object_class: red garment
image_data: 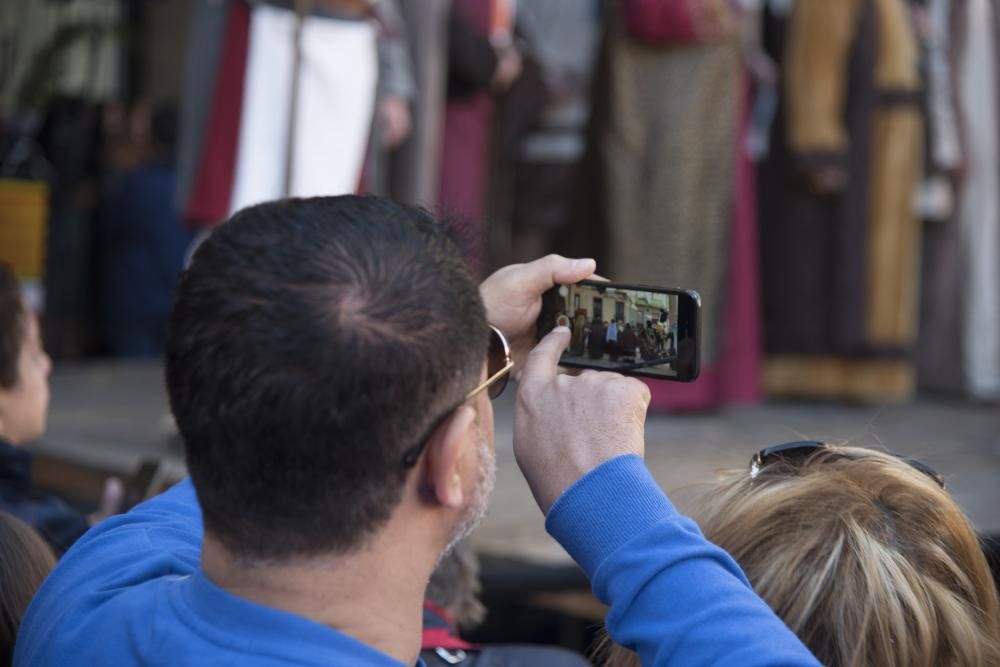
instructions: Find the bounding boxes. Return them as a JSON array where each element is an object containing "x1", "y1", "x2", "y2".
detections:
[
  {"x1": 185, "y1": 1, "x2": 250, "y2": 227},
  {"x1": 438, "y1": 0, "x2": 496, "y2": 276},
  {"x1": 439, "y1": 94, "x2": 493, "y2": 273},
  {"x1": 420, "y1": 601, "x2": 479, "y2": 651},
  {"x1": 645, "y1": 78, "x2": 762, "y2": 410},
  {"x1": 622, "y1": 0, "x2": 732, "y2": 44}
]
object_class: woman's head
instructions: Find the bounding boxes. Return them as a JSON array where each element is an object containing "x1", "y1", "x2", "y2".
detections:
[
  {"x1": 0, "y1": 263, "x2": 50, "y2": 445},
  {"x1": 691, "y1": 445, "x2": 1000, "y2": 666},
  {"x1": 0, "y1": 511, "x2": 55, "y2": 663}
]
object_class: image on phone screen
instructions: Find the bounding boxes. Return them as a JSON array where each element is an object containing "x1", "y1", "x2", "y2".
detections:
[{"x1": 537, "y1": 280, "x2": 700, "y2": 382}]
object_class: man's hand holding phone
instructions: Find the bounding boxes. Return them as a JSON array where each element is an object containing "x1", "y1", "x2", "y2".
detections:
[
  {"x1": 513, "y1": 327, "x2": 651, "y2": 514},
  {"x1": 480, "y1": 255, "x2": 597, "y2": 380}
]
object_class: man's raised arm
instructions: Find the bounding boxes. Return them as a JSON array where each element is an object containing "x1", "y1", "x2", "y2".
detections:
[{"x1": 513, "y1": 329, "x2": 820, "y2": 667}]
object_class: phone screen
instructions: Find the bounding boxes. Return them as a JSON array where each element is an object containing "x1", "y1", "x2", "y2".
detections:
[{"x1": 537, "y1": 280, "x2": 700, "y2": 382}]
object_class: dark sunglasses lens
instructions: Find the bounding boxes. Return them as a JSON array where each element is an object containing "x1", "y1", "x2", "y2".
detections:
[
  {"x1": 898, "y1": 456, "x2": 946, "y2": 488},
  {"x1": 487, "y1": 330, "x2": 509, "y2": 400},
  {"x1": 760, "y1": 441, "x2": 827, "y2": 466},
  {"x1": 488, "y1": 329, "x2": 505, "y2": 377},
  {"x1": 488, "y1": 373, "x2": 508, "y2": 400}
]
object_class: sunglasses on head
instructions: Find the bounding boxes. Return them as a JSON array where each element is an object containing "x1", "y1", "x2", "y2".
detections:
[
  {"x1": 749, "y1": 440, "x2": 945, "y2": 489},
  {"x1": 400, "y1": 325, "x2": 514, "y2": 468}
]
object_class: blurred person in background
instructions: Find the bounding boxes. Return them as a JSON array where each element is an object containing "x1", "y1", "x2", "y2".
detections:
[
  {"x1": 439, "y1": 0, "x2": 523, "y2": 276},
  {"x1": 485, "y1": 1, "x2": 602, "y2": 270},
  {"x1": 574, "y1": 0, "x2": 763, "y2": 412},
  {"x1": 588, "y1": 315, "x2": 606, "y2": 359},
  {"x1": 0, "y1": 511, "x2": 54, "y2": 667},
  {"x1": 363, "y1": 0, "x2": 418, "y2": 195},
  {"x1": 96, "y1": 101, "x2": 192, "y2": 357},
  {"x1": 0, "y1": 263, "x2": 121, "y2": 554},
  {"x1": 603, "y1": 444, "x2": 1000, "y2": 666},
  {"x1": 914, "y1": 0, "x2": 966, "y2": 396},
  {"x1": 950, "y1": 0, "x2": 1000, "y2": 402},
  {"x1": 758, "y1": 0, "x2": 924, "y2": 403},
  {"x1": 176, "y1": 0, "x2": 415, "y2": 228},
  {"x1": 387, "y1": 0, "x2": 451, "y2": 208}
]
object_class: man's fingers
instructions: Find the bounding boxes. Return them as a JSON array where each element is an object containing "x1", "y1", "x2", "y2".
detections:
[
  {"x1": 521, "y1": 254, "x2": 596, "y2": 293},
  {"x1": 628, "y1": 377, "x2": 653, "y2": 408},
  {"x1": 520, "y1": 326, "x2": 570, "y2": 385},
  {"x1": 550, "y1": 256, "x2": 597, "y2": 287}
]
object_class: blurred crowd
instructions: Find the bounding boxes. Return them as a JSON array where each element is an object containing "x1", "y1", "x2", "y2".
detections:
[{"x1": 1, "y1": 0, "x2": 999, "y2": 409}]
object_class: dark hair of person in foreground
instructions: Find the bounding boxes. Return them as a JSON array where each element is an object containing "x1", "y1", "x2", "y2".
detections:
[
  {"x1": 604, "y1": 446, "x2": 1000, "y2": 667},
  {"x1": 166, "y1": 195, "x2": 488, "y2": 561},
  {"x1": 0, "y1": 511, "x2": 54, "y2": 666}
]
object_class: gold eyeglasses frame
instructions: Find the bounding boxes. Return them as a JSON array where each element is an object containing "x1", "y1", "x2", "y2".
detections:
[
  {"x1": 400, "y1": 324, "x2": 514, "y2": 468},
  {"x1": 464, "y1": 324, "x2": 515, "y2": 401}
]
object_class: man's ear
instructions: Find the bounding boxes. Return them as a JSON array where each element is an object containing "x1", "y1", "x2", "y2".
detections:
[{"x1": 422, "y1": 405, "x2": 478, "y2": 510}]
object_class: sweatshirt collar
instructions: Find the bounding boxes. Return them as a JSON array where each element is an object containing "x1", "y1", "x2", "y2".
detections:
[{"x1": 176, "y1": 568, "x2": 423, "y2": 667}]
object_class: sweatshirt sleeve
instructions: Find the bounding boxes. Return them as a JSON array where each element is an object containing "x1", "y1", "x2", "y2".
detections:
[
  {"x1": 546, "y1": 455, "x2": 820, "y2": 667},
  {"x1": 15, "y1": 479, "x2": 204, "y2": 665}
]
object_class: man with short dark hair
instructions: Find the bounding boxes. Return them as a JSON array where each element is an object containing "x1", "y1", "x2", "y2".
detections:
[{"x1": 16, "y1": 196, "x2": 818, "y2": 666}]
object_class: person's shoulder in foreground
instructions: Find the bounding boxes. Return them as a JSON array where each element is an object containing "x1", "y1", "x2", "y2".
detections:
[{"x1": 15, "y1": 478, "x2": 412, "y2": 666}]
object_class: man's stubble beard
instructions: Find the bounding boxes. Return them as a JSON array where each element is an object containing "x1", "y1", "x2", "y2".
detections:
[{"x1": 442, "y1": 428, "x2": 496, "y2": 557}]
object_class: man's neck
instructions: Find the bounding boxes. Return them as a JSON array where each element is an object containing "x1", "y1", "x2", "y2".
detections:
[{"x1": 202, "y1": 527, "x2": 438, "y2": 666}]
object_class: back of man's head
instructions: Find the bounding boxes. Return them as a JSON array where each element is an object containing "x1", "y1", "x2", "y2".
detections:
[{"x1": 166, "y1": 196, "x2": 488, "y2": 561}]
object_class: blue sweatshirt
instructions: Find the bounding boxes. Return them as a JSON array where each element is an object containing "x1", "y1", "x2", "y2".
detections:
[
  {"x1": 14, "y1": 480, "x2": 416, "y2": 667},
  {"x1": 16, "y1": 457, "x2": 818, "y2": 666},
  {"x1": 546, "y1": 455, "x2": 819, "y2": 667}
]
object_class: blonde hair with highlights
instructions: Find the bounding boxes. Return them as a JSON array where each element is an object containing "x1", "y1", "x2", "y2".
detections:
[{"x1": 604, "y1": 446, "x2": 1000, "y2": 667}]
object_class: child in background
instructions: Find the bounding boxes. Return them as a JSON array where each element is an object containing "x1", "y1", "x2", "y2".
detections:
[{"x1": 0, "y1": 263, "x2": 121, "y2": 554}]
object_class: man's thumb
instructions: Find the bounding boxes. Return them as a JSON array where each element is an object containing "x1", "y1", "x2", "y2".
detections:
[{"x1": 520, "y1": 327, "x2": 570, "y2": 385}]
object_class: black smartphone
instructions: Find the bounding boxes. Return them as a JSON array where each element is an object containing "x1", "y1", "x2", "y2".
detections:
[{"x1": 537, "y1": 280, "x2": 701, "y2": 382}]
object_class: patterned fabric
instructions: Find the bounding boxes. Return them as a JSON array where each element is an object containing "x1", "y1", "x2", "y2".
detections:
[
  {"x1": 600, "y1": 3, "x2": 741, "y2": 363},
  {"x1": 644, "y1": 79, "x2": 763, "y2": 410}
]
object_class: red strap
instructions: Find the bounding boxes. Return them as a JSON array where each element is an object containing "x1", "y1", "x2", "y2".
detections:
[
  {"x1": 421, "y1": 601, "x2": 480, "y2": 651},
  {"x1": 421, "y1": 628, "x2": 478, "y2": 651}
]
